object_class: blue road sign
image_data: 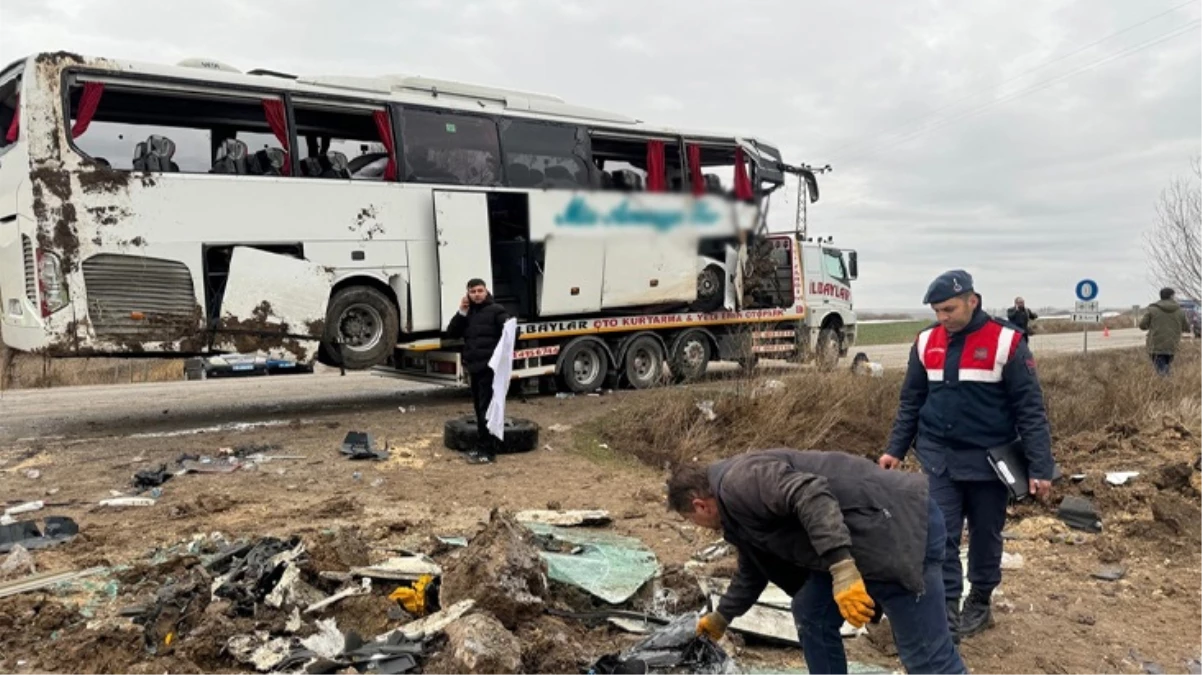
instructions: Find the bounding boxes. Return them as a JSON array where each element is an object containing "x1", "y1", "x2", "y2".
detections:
[{"x1": 1075, "y1": 279, "x2": 1098, "y2": 302}]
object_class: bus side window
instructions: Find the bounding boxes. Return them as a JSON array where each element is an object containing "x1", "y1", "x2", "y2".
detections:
[
  {"x1": 399, "y1": 108, "x2": 501, "y2": 187},
  {"x1": 590, "y1": 136, "x2": 680, "y2": 193},
  {"x1": 66, "y1": 81, "x2": 283, "y2": 175},
  {"x1": 0, "y1": 75, "x2": 19, "y2": 155},
  {"x1": 498, "y1": 118, "x2": 592, "y2": 190},
  {"x1": 292, "y1": 104, "x2": 396, "y2": 181}
]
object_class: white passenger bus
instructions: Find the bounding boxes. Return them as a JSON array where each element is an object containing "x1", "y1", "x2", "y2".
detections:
[{"x1": 0, "y1": 51, "x2": 857, "y2": 391}]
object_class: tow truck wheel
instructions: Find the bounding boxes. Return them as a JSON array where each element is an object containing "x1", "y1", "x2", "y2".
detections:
[
  {"x1": 557, "y1": 339, "x2": 608, "y2": 393},
  {"x1": 623, "y1": 336, "x2": 666, "y2": 389},
  {"x1": 816, "y1": 327, "x2": 841, "y2": 372},
  {"x1": 319, "y1": 286, "x2": 399, "y2": 370},
  {"x1": 670, "y1": 330, "x2": 711, "y2": 383}
]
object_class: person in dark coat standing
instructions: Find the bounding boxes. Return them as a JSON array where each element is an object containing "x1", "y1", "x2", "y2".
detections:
[
  {"x1": 879, "y1": 270, "x2": 1054, "y2": 642},
  {"x1": 445, "y1": 278, "x2": 512, "y2": 464},
  {"x1": 668, "y1": 449, "x2": 966, "y2": 675},
  {"x1": 1138, "y1": 287, "x2": 1191, "y2": 376},
  {"x1": 1006, "y1": 296, "x2": 1038, "y2": 341}
]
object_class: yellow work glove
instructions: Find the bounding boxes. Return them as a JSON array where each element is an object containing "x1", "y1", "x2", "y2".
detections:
[
  {"x1": 696, "y1": 611, "x2": 729, "y2": 641},
  {"x1": 830, "y1": 559, "x2": 875, "y2": 628}
]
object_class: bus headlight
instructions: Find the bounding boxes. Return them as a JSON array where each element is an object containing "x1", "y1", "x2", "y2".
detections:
[{"x1": 37, "y1": 251, "x2": 69, "y2": 317}]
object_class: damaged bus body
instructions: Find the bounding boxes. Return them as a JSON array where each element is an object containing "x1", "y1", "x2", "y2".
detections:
[{"x1": 0, "y1": 51, "x2": 858, "y2": 391}]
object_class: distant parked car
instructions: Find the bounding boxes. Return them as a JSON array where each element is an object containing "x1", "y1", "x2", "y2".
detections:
[
  {"x1": 1180, "y1": 299, "x2": 1201, "y2": 338},
  {"x1": 184, "y1": 354, "x2": 312, "y2": 380}
]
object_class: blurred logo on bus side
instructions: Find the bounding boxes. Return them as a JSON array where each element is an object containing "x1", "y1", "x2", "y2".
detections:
[{"x1": 554, "y1": 196, "x2": 721, "y2": 233}]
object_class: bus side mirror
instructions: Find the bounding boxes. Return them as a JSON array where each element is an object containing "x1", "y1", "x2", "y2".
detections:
[{"x1": 847, "y1": 250, "x2": 858, "y2": 280}]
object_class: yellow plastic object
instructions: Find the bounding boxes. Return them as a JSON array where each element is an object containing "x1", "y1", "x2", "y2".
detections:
[{"x1": 388, "y1": 574, "x2": 435, "y2": 617}]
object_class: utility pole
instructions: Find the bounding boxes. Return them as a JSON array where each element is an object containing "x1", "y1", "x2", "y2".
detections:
[{"x1": 793, "y1": 164, "x2": 832, "y2": 239}]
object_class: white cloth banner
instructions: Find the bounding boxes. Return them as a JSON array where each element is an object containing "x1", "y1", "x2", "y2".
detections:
[{"x1": 486, "y1": 318, "x2": 518, "y2": 440}]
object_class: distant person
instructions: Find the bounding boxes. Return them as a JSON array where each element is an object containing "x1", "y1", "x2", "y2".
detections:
[
  {"x1": 879, "y1": 270, "x2": 1054, "y2": 643},
  {"x1": 1006, "y1": 297, "x2": 1037, "y2": 341},
  {"x1": 446, "y1": 278, "x2": 512, "y2": 464},
  {"x1": 1138, "y1": 287, "x2": 1191, "y2": 376}
]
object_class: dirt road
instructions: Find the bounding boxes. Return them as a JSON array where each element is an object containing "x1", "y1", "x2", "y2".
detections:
[{"x1": 860, "y1": 327, "x2": 1148, "y2": 367}]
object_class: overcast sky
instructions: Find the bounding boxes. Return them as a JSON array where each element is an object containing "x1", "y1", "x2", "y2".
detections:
[{"x1": 3, "y1": 0, "x2": 1199, "y2": 310}]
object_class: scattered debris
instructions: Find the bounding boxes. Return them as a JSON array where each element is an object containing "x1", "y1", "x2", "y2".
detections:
[
  {"x1": 1057, "y1": 496, "x2": 1103, "y2": 533},
  {"x1": 341, "y1": 431, "x2": 389, "y2": 461},
  {"x1": 350, "y1": 555, "x2": 442, "y2": 581},
  {"x1": 0, "y1": 515, "x2": 79, "y2": 553},
  {"x1": 1105, "y1": 471, "x2": 1140, "y2": 486},
  {"x1": 23, "y1": 469, "x2": 41, "y2": 480},
  {"x1": 440, "y1": 511, "x2": 549, "y2": 631},
  {"x1": 0, "y1": 566, "x2": 105, "y2": 599},
  {"x1": 696, "y1": 400, "x2": 717, "y2": 421},
  {"x1": 592, "y1": 612, "x2": 732, "y2": 674},
  {"x1": 436, "y1": 535, "x2": 469, "y2": 548},
  {"x1": 1001, "y1": 552, "x2": 1025, "y2": 570},
  {"x1": 1091, "y1": 565, "x2": 1128, "y2": 582},
  {"x1": 132, "y1": 464, "x2": 173, "y2": 492},
  {"x1": 442, "y1": 611, "x2": 522, "y2": 674},
  {"x1": 1, "y1": 501, "x2": 45, "y2": 524},
  {"x1": 306, "y1": 578, "x2": 372, "y2": 614},
  {"x1": 547, "y1": 424, "x2": 572, "y2": 433},
  {"x1": 526, "y1": 521, "x2": 659, "y2": 605},
  {"x1": 388, "y1": 574, "x2": 439, "y2": 618},
  {"x1": 98, "y1": 496, "x2": 156, "y2": 507},
  {"x1": 692, "y1": 541, "x2": 732, "y2": 563},
  {"x1": 516, "y1": 509, "x2": 612, "y2": 527},
  {"x1": 387, "y1": 599, "x2": 476, "y2": 641},
  {"x1": 0, "y1": 544, "x2": 36, "y2": 579}
]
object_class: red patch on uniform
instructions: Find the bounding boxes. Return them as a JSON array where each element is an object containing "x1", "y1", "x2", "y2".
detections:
[
  {"x1": 1025, "y1": 358, "x2": 1037, "y2": 374},
  {"x1": 974, "y1": 347, "x2": 989, "y2": 360}
]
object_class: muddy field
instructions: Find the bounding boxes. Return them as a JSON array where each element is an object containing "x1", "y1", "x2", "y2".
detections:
[{"x1": 1, "y1": 349, "x2": 1200, "y2": 674}]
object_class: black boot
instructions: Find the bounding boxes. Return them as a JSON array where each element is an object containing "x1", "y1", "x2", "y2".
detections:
[
  {"x1": 959, "y1": 588, "x2": 994, "y2": 637},
  {"x1": 946, "y1": 599, "x2": 962, "y2": 644}
]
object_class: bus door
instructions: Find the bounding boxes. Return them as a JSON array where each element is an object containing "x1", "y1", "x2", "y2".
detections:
[{"x1": 432, "y1": 190, "x2": 494, "y2": 327}]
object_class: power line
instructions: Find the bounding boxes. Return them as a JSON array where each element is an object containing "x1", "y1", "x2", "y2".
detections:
[
  {"x1": 827, "y1": 0, "x2": 1201, "y2": 158},
  {"x1": 841, "y1": 20, "x2": 1200, "y2": 164}
]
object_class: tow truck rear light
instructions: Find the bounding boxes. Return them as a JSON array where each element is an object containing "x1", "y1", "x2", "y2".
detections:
[
  {"x1": 37, "y1": 250, "x2": 69, "y2": 317},
  {"x1": 431, "y1": 360, "x2": 457, "y2": 375}
]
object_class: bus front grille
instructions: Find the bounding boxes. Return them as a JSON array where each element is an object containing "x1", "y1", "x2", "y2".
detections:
[
  {"x1": 81, "y1": 254, "x2": 200, "y2": 342},
  {"x1": 22, "y1": 235, "x2": 36, "y2": 304}
]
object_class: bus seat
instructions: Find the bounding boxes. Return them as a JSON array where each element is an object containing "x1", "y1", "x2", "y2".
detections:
[
  {"x1": 325, "y1": 151, "x2": 351, "y2": 179},
  {"x1": 300, "y1": 156, "x2": 322, "y2": 177},
  {"x1": 613, "y1": 169, "x2": 643, "y2": 191},
  {"x1": 249, "y1": 148, "x2": 286, "y2": 176},
  {"x1": 212, "y1": 139, "x2": 249, "y2": 174},
  {"x1": 136, "y1": 135, "x2": 179, "y2": 172},
  {"x1": 704, "y1": 173, "x2": 723, "y2": 194}
]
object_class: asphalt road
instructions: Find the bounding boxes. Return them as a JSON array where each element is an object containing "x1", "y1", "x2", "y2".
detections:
[{"x1": 0, "y1": 328, "x2": 1153, "y2": 443}]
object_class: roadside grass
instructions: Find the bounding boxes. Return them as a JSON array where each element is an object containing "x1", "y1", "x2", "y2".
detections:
[
  {"x1": 854, "y1": 320, "x2": 928, "y2": 346},
  {"x1": 594, "y1": 347, "x2": 1201, "y2": 471},
  {"x1": 0, "y1": 346, "x2": 184, "y2": 390}
]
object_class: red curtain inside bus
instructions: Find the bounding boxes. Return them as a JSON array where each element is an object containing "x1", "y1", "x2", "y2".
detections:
[
  {"x1": 70, "y1": 82, "x2": 105, "y2": 138},
  {"x1": 372, "y1": 109, "x2": 397, "y2": 182},
  {"x1": 5, "y1": 96, "x2": 17, "y2": 143},
  {"x1": 687, "y1": 144, "x2": 704, "y2": 196},
  {"x1": 645, "y1": 140, "x2": 666, "y2": 192},
  {"x1": 734, "y1": 147, "x2": 753, "y2": 200},
  {"x1": 261, "y1": 99, "x2": 291, "y2": 176}
]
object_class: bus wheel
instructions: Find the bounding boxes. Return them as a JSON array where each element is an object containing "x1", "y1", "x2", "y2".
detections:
[
  {"x1": 557, "y1": 339, "x2": 608, "y2": 393},
  {"x1": 623, "y1": 336, "x2": 666, "y2": 389},
  {"x1": 816, "y1": 327, "x2": 840, "y2": 372},
  {"x1": 670, "y1": 330, "x2": 711, "y2": 383},
  {"x1": 692, "y1": 264, "x2": 725, "y2": 313},
  {"x1": 321, "y1": 286, "x2": 399, "y2": 370}
]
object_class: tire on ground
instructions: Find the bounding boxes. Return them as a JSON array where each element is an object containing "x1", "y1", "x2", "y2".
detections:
[
  {"x1": 319, "y1": 285, "x2": 400, "y2": 370},
  {"x1": 815, "y1": 327, "x2": 840, "y2": 372},
  {"x1": 443, "y1": 416, "x2": 540, "y2": 454}
]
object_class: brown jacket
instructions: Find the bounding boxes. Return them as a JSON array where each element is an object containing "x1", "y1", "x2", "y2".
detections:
[{"x1": 708, "y1": 449, "x2": 930, "y2": 621}]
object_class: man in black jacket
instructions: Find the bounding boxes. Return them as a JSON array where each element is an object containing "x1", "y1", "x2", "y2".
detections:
[
  {"x1": 668, "y1": 450, "x2": 966, "y2": 675},
  {"x1": 445, "y1": 278, "x2": 512, "y2": 464},
  {"x1": 1006, "y1": 297, "x2": 1038, "y2": 341}
]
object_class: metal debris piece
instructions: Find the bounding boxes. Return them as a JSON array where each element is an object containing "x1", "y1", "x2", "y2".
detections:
[{"x1": 515, "y1": 509, "x2": 612, "y2": 527}]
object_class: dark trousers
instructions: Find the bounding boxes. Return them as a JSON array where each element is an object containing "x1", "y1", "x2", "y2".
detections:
[
  {"x1": 928, "y1": 473, "x2": 1009, "y2": 603},
  {"x1": 791, "y1": 498, "x2": 966, "y2": 674},
  {"x1": 468, "y1": 368, "x2": 495, "y2": 451},
  {"x1": 1152, "y1": 353, "x2": 1174, "y2": 376}
]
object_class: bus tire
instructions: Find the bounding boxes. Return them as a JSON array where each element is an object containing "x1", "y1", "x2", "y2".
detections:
[
  {"x1": 623, "y1": 335, "x2": 666, "y2": 389},
  {"x1": 670, "y1": 329, "x2": 711, "y2": 383},
  {"x1": 816, "y1": 327, "x2": 840, "y2": 371},
  {"x1": 443, "y1": 416, "x2": 540, "y2": 454},
  {"x1": 557, "y1": 339, "x2": 609, "y2": 393},
  {"x1": 692, "y1": 264, "x2": 726, "y2": 313},
  {"x1": 320, "y1": 285, "x2": 399, "y2": 370}
]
